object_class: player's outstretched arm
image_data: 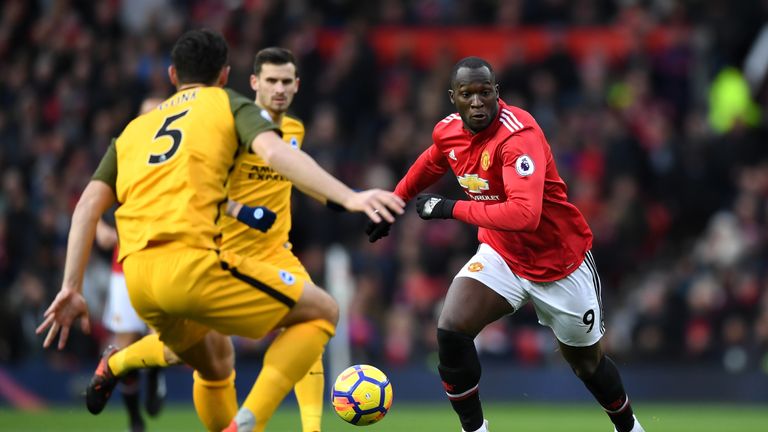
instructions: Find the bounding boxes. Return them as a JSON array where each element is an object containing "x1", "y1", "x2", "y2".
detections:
[
  {"x1": 250, "y1": 131, "x2": 405, "y2": 223},
  {"x1": 366, "y1": 143, "x2": 449, "y2": 242},
  {"x1": 36, "y1": 180, "x2": 116, "y2": 350},
  {"x1": 225, "y1": 199, "x2": 277, "y2": 233}
]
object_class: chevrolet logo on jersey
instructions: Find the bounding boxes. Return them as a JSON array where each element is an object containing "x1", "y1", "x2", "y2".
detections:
[{"x1": 457, "y1": 174, "x2": 489, "y2": 193}]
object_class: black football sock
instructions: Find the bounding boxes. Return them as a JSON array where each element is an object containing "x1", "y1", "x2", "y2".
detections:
[
  {"x1": 145, "y1": 367, "x2": 166, "y2": 417},
  {"x1": 580, "y1": 355, "x2": 635, "y2": 432},
  {"x1": 121, "y1": 371, "x2": 145, "y2": 432},
  {"x1": 437, "y1": 328, "x2": 484, "y2": 432}
]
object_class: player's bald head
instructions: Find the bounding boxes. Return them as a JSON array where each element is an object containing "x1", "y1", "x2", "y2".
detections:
[{"x1": 450, "y1": 57, "x2": 496, "y2": 89}]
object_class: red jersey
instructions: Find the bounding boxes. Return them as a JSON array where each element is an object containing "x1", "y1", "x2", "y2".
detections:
[{"x1": 394, "y1": 99, "x2": 592, "y2": 282}]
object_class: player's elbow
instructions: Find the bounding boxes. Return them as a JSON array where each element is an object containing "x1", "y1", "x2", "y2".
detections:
[
  {"x1": 520, "y1": 207, "x2": 542, "y2": 231},
  {"x1": 507, "y1": 206, "x2": 541, "y2": 232},
  {"x1": 73, "y1": 181, "x2": 116, "y2": 223},
  {"x1": 73, "y1": 196, "x2": 102, "y2": 226},
  {"x1": 251, "y1": 131, "x2": 282, "y2": 165},
  {"x1": 494, "y1": 202, "x2": 541, "y2": 231}
]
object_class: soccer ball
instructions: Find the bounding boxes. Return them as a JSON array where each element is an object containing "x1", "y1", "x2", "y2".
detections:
[{"x1": 331, "y1": 364, "x2": 393, "y2": 426}]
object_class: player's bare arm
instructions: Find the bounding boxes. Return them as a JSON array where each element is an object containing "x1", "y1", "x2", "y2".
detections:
[
  {"x1": 292, "y1": 184, "x2": 329, "y2": 206},
  {"x1": 36, "y1": 180, "x2": 117, "y2": 349},
  {"x1": 250, "y1": 130, "x2": 405, "y2": 223}
]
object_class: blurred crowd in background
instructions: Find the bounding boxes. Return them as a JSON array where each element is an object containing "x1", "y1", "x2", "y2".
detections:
[{"x1": 2, "y1": 0, "x2": 768, "y2": 378}]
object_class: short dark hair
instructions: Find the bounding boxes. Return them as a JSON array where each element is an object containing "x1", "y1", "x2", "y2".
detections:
[
  {"x1": 253, "y1": 47, "x2": 298, "y2": 76},
  {"x1": 450, "y1": 56, "x2": 495, "y2": 88},
  {"x1": 171, "y1": 29, "x2": 229, "y2": 85}
]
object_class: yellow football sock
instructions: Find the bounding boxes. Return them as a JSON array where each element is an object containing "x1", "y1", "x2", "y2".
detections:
[
  {"x1": 294, "y1": 354, "x2": 325, "y2": 432},
  {"x1": 108, "y1": 333, "x2": 169, "y2": 376},
  {"x1": 193, "y1": 370, "x2": 237, "y2": 431},
  {"x1": 243, "y1": 319, "x2": 334, "y2": 432}
]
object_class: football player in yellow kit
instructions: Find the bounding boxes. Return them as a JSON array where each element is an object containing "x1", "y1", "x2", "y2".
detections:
[
  {"x1": 87, "y1": 47, "x2": 329, "y2": 432},
  {"x1": 36, "y1": 30, "x2": 404, "y2": 432}
]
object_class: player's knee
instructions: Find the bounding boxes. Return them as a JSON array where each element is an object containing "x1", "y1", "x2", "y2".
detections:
[
  {"x1": 437, "y1": 328, "x2": 475, "y2": 361},
  {"x1": 195, "y1": 332, "x2": 234, "y2": 380},
  {"x1": 437, "y1": 315, "x2": 474, "y2": 335},
  {"x1": 312, "y1": 285, "x2": 339, "y2": 326},
  {"x1": 163, "y1": 345, "x2": 182, "y2": 365}
]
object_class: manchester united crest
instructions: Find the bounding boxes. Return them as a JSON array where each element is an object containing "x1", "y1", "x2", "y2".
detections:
[
  {"x1": 468, "y1": 262, "x2": 484, "y2": 272},
  {"x1": 481, "y1": 150, "x2": 490, "y2": 171}
]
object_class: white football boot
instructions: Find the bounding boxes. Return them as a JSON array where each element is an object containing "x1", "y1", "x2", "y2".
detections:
[
  {"x1": 462, "y1": 419, "x2": 490, "y2": 432},
  {"x1": 614, "y1": 415, "x2": 644, "y2": 432}
]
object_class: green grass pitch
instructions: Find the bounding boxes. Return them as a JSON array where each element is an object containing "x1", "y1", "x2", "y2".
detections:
[{"x1": 1, "y1": 402, "x2": 766, "y2": 431}]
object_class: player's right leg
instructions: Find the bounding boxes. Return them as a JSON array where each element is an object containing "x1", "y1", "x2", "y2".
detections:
[
  {"x1": 264, "y1": 249, "x2": 326, "y2": 432},
  {"x1": 171, "y1": 330, "x2": 238, "y2": 432},
  {"x1": 439, "y1": 245, "x2": 520, "y2": 432},
  {"x1": 223, "y1": 254, "x2": 338, "y2": 432}
]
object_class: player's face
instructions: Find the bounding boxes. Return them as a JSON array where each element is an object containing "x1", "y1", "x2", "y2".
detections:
[
  {"x1": 251, "y1": 63, "x2": 299, "y2": 114},
  {"x1": 449, "y1": 66, "x2": 499, "y2": 133}
]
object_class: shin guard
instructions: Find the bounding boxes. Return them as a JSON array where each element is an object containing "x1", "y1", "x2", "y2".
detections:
[
  {"x1": 580, "y1": 355, "x2": 635, "y2": 432},
  {"x1": 437, "y1": 328, "x2": 484, "y2": 432}
]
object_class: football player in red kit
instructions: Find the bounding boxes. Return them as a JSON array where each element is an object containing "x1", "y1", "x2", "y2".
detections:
[{"x1": 367, "y1": 57, "x2": 644, "y2": 432}]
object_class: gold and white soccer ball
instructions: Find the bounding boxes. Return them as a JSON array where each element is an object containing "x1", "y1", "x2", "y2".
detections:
[{"x1": 331, "y1": 364, "x2": 394, "y2": 426}]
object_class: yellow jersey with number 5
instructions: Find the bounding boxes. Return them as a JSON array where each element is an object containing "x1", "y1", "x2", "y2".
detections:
[
  {"x1": 93, "y1": 87, "x2": 279, "y2": 262},
  {"x1": 220, "y1": 111, "x2": 305, "y2": 258}
]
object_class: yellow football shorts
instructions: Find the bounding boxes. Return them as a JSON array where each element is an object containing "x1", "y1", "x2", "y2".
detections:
[
  {"x1": 251, "y1": 242, "x2": 312, "y2": 283},
  {"x1": 122, "y1": 242, "x2": 307, "y2": 353}
]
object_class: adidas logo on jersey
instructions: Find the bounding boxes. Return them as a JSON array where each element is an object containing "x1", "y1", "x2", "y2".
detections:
[{"x1": 499, "y1": 108, "x2": 524, "y2": 133}]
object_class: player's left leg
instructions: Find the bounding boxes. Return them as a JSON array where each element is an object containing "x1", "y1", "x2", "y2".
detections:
[
  {"x1": 559, "y1": 342, "x2": 643, "y2": 432},
  {"x1": 530, "y1": 251, "x2": 643, "y2": 432},
  {"x1": 107, "y1": 331, "x2": 178, "y2": 418},
  {"x1": 108, "y1": 333, "x2": 178, "y2": 376},
  {"x1": 171, "y1": 330, "x2": 238, "y2": 432}
]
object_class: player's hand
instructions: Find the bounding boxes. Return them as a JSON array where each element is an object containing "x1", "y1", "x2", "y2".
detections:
[
  {"x1": 236, "y1": 204, "x2": 277, "y2": 233},
  {"x1": 365, "y1": 219, "x2": 393, "y2": 243},
  {"x1": 344, "y1": 189, "x2": 405, "y2": 224},
  {"x1": 415, "y1": 193, "x2": 456, "y2": 220},
  {"x1": 35, "y1": 288, "x2": 91, "y2": 350}
]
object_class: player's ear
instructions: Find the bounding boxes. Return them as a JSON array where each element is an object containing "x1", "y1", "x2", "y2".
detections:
[
  {"x1": 494, "y1": 83, "x2": 499, "y2": 97},
  {"x1": 168, "y1": 65, "x2": 178, "y2": 87},
  {"x1": 448, "y1": 89, "x2": 455, "y2": 105},
  {"x1": 250, "y1": 74, "x2": 258, "y2": 92},
  {"x1": 294, "y1": 76, "x2": 300, "y2": 92},
  {"x1": 217, "y1": 65, "x2": 230, "y2": 87}
]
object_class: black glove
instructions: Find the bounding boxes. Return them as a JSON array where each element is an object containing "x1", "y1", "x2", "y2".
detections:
[
  {"x1": 415, "y1": 193, "x2": 456, "y2": 220},
  {"x1": 365, "y1": 219, "x2": 393, "y2": 243},
  {"x1": 236, "y1": 204, "x2": 277, "y2": 233}
]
